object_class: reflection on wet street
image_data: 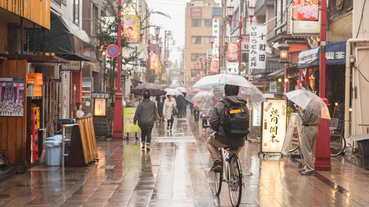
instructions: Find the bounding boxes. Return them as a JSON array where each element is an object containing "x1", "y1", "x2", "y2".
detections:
[{"x1": 1, "y1": 114, "x2": 369, "y2": 206}]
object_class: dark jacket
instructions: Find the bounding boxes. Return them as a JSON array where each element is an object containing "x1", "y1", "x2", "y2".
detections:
[
  {"x1": 210, "y1": 96, "x2": 248, "y2": 147},
  {"x1": 134, "y1": 99, "x2": 156, "y2": 130}
]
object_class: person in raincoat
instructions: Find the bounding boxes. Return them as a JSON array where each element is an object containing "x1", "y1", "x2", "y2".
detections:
[
  {"x1": 163, "y1": 94, "x2": 177, "y2": 132},
  {"x1": 134, "y1": 91, "x2": 156, "y2": 150},
  {"x1": 296, "y1": 102, "x2": 320, "y2": 176}
]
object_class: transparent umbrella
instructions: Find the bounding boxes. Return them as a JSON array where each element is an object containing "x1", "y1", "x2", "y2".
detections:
[
  {"x1": 187, "y1": 74, "x2": 265, "y2": 109},
  {"x1": 175, "y1": 87, "x2": 187, "y2": 93},
  {"x1": 286, "y1": 90, "x2": 331, "y2": 119},
  {"x1": 169, "y1": 83, "x2": 180, "y2": 89},
  {"x1": 166, "y1": 89, "x2": 183, "y2": 96}
]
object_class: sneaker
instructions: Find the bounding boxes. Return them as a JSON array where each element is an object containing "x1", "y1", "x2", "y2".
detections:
[
  {"x1": 210, "y1": 160, "x2": 222, "y2": 171},
  {"x1": 298, "y1": 168, "x2": 305, "y2": 173},
  {"x1": 146, "y1": 144, "x2": 150, "y2": 151},
  {"x1": 300, "y1": 170, "x2": 315, "y2": 176},
  {"x1": 141, "y1": 143, "x2": 145, "y2": 150}
]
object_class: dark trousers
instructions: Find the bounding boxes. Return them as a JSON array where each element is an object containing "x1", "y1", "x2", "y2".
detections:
[
  {"x1": 167, "y1": 116, "x2": 174, "y2": 129},
  {"x1": 202, "y1": 119, "x2": 208, "y2": 128},
  {"x1": 194, "y1": 110, "x2": 200, "y2": 122},
  {"x1": 141, "y1": 128, "x2": 152, "y2": 144}
]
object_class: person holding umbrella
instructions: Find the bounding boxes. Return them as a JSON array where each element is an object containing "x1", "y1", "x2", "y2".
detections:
[
  {"x1": 134, "y1": 90, "x2": 157, "y2": 150},
  {"x1": 163, "y1": 94, "x2": 177, "y2": 132}
]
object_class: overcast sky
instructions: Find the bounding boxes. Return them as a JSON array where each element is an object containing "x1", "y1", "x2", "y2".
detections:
[{"x1": 146, "y1": 0, "x2": 221, "y2": 65}]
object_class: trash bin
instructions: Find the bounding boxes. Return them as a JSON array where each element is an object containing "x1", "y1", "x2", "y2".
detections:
[
  {"x1": 44, "y1": 140, "x2": 62, "y2": 166},
  {"x1": 351, "y1": 133, "x2": 369, "y2": 157}
]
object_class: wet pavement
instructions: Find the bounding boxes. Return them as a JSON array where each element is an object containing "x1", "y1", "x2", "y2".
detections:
[{"x1": 1, "y1": 113, "x2": 369, "y2": 206}]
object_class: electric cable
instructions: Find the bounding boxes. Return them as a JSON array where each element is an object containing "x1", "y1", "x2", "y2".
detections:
[{"x1": 355, "y1": 0, "x2": 367, "y2": 38}]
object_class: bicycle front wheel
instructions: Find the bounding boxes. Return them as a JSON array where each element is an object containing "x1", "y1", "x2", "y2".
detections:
[
  {"x1": 213, "y1": 149, "x2": 223, "y2": 196},
  {"x1": 330, "y1": 131, "x2": 346, "y2": 157},
  {"x1": 228, "y1": 155, "x2": 242, "y2": 207}
]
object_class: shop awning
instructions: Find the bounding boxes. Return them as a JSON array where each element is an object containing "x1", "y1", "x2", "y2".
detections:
[
  {"x1": 267, "y1": 68, "x2": 285, "y2": 77},
  {"x1": 298, "y1": 41, "x2": 346, "y2": 68},
  {"x1": 30, "y1": 10, "x2": 96, "y2": 61},
  {"x1": 252, "y1": 57, "x2": 286, "y2": 75}
]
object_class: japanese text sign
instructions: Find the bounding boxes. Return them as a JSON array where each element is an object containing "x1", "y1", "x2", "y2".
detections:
[
  {"x1": 261, "y1": 100, "x2": 287, "y2": 153},
  {"x1": 190, "y1": 7, "x2": 202, "y2": 18},
  {"x1": 241, "y1": 35, "x2": 250, "y2": 51},
  {"x1": 249, "y1": 25, "x2": 267, "y2": 70},
  {"x1": 211, "y1": 18, "x2": 220, "y2": 73},
  {"x1": 226, "y1": 61, "x2": 239, "y2": 75},
  {"x1": 94, "y1": 98, "x2": 106, "y2": 116}
]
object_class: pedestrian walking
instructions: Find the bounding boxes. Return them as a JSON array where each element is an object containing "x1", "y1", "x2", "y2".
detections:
[
  {"x1": 163, "y1": 94, "x2": 177, "y2": 132},
  {"x1": 296, "y1": 104, "x2": 320, "y2": 175},
  {"x1": 175, "y1": 95, "x2": 183, "y2": 118},
  {"x1": 156, "y1": 95, "x2": 165, "y2": 123},
  {"x1": 193, "y1": 103, "x2": 200, "y2": 123},
  {"x1": 182, "y1": 92, "x2": 187, "y2": 117},
  {"x1": 207, "y1": 84, "x2": 249, "y2": 171},
  {"x1": 134, "y1": 90, "x2": 157, "y2": 150}
]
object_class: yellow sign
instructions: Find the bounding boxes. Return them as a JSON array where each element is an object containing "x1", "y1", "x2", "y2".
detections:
[
  {"x1": 150, "y1": 54, "x2": 159, "y2": 70},
  {"x1": 123, "y1": 15, "x2": 141, "y2": 44},
  {"x1": 261, "y1": 100, "x2": 287, "y2": 153},
  {"x1": 124, "y1": 108, "x2": 141, "y2": 133},
  {"x1": 94, "y1": 98, "x2": 106, "y2": 116}
]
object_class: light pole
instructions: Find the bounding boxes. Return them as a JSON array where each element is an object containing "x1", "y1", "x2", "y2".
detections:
[
  {"x1": 155, "y1": 27, "x2": 160, "y2": 43},
  {"x1": 159, "y1": 40, "x2": 163, "y2": 84},
  {"x1": 147, "y1": 35, "x2": 151, "y2": 83},
  {"x1": 112, "y1": 2, "x2": 123, "y2": 138}
]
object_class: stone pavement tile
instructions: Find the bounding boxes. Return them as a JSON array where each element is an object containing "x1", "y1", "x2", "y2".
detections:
[
  {"x1": 148, "y1": 200, "x2": 172, "y2": 207},
  {"x1": 104, "y1": 200, "x2": 128, "y2": 207},
  {"x1": 151, "y1": 193, "x2": 172, "y2": 200},
  {"x1": 60, "y1": 201, "x2": 85, "y2": 207},
  {"x1": 66, "y1": 194, "x2": 91, "y2": 202},
  {"x1": 83, "y1": 203, "x2": 106, "y2": 207},
  {"x1": 84, "y1": 197, "x2": 109, "y2": 204},
  {"x1": 89, "y1": 191, "x2": 113, "y2": 198}
]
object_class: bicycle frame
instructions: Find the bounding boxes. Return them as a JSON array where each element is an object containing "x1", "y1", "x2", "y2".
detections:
[{"x1": 219, "y1": 148, "x2": 237, "y2": 183}]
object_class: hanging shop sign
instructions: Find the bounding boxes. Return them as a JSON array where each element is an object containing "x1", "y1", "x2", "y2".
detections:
[
  {"x1": 211, "y1": 18, "x2": 220, "y2": 73},
  {"x1": 227, "y1": 42, "x2": 239, "y2": 61},
  {"x1": 261, "y1": 99, "x2": 287, "y2": 153},
  {"x1": 190, "y1": 7, "x2": 202, "y2": 18},
  {"x1": 123, "y1": 15, "x2": 141, "y2": 44},
  {"x1": 249, "y1": 25, "x2": 267, "y2": 70},
  {"x1": 0, "y1": 77, "x2": 24, "y2": 116},
  {"x1": 124, "y1": 108, "x2": 141, "y2": 133},
  {"x1": 292, "y1": 0, "x2": 319, "y2": 21},
  {"x1": 61, "y1": 61, "x2": 83, "y2": 71},
  {"x1": 94, "y1": 98, "x2": 106, "y2": 116},
  {"x1": 226, "y1": 61, "x2": 239, "y2": 75}
]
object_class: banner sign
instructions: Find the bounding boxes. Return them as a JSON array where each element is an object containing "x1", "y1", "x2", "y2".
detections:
[
  {"x1": 0, "y1": 77, "x2": 24, "y2": 116},
  {"x1": 61, "y1": 61, "x2": 83, "y2": 71},
  {"x1": 241, "y1": 35, "x2": 250, "y2": 51},
  {"x1": 292, "y1": 0, "x2": 319, "y2": 21},
  {"x1": 150, "y1": 54, "x2": 159, "y2": 71},
  {"x1": 124, "y1": 108, "x2": 141, "y2": 133},
  {"x1": 249, "y1": 25, "x2": 267, "y2": 70},
  {"x1": 190, "y1": 7, "x2": 202, "y2": 18},
  {"x1": 94, "y1": 98, "x2": 106, "y2": 116},
  {"x1": 227, "y1": 42, "x2": 239, "y2": 61},
  {"x1": 123, "y1": 15, "x2": 140, "y2": 44},
  {"x1": 226, "y1": 61, "x2": 239, "y2": 75},
  {"x1": 211, "y1": 18, "x2": 220, "y2": 73},
  {"x1": 261, "y1": 100, "x2": 287, "y2": 153}
]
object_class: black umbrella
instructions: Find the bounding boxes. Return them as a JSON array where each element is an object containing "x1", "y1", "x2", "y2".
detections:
[{"x1": 131, "y1": 83, "x2": 166, "y2": 96}]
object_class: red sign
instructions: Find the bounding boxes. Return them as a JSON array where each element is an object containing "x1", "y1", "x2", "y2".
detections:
[
  {"x1": 190, "y1": 7, "x2": 202, "y2": 18},
  {"x1": 107, "y1": 44, "x2": 119, "y2": 58},
  {"x1": 292, "y1": 0, "x2": 319, "y2": 21},
  {"x1": 227, "y1": 42, "x2": 239, "y2": 61},
  {"x1": 210, "y1": 60, "x2": 219, "y2": 73}
]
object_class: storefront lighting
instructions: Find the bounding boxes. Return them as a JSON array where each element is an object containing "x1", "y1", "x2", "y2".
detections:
[
  {"x1": 284, "y1": 78, "x2": 288, "y2": 83},
  {"x1": 349, "y1": 108, "x2": 352, "y2": 112},
  {"x1": 278, "y1": 42, "x2": 290, "y2": 63},
  {"x1": 278, "y1": 78, "x2": 282, "y2": 82},
  {"x1": 102, "y1": 51, "x2": 106, "y2": 56},
  {"x1": 335, "y1": 102, "x2": 338, "y2": 106}
]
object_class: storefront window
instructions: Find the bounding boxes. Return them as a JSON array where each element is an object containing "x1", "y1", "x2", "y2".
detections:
[
  {"x1": 204, "y1": 19, "x2": 212, "y2": 27},
  {"x1": 204, "y1": 36, "x2": 211, "y2": 44}
]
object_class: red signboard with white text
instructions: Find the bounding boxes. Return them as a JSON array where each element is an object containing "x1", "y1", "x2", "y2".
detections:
[{"x1": 190, "y1": 7, "x2": 202, "y2": 18}]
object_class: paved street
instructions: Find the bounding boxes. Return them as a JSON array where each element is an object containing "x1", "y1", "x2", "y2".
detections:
[{"x1": 0, "y1": 114, "x2": 369, "y2": 206}]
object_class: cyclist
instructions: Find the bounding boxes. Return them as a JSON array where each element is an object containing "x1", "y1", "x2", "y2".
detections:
[{"x1": 207, "y1": 84, "x2": 249, "y2": 171}]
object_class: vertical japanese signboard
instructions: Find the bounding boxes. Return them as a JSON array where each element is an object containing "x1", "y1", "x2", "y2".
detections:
[
  {"x1": 261, "y1": 100, "x2": 287, "y2": 153},
  {"x1": 249, "y1": 25, "x2": 267, "y2": 71},
  {"x1": 227, "y1": 42, "x2": 239, "y2": 61},
  {"x1": 211, "y1": 18, "x2": 220, "y2": 73}
]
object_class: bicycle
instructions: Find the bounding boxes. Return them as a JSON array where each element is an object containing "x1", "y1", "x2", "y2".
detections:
[{"x1": 213, "y1": 147, "x2": 242, "y2": 207}]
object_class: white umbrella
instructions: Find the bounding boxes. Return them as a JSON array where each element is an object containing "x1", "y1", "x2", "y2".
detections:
[
  {"x1": 175, "y1": 87, "x2": 187, "y2": 93},
  {"x1": 166, "y1": 89, "x2": 183, "y2": 96},
  {"x1": 192, "y1": 91, "x2": 214, "y2": 102},
  {"x1": 169, "y1": 83, "x2": 180, "y2": 89},
  {"x1": 188, "y1": 74, "x2": 265, "y2": 109},
  {"x1": 286, "y1": 90, "x2": 330, "y2": 119}
]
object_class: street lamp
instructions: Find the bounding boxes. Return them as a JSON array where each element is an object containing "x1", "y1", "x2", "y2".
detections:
[
  {"x1": 155, "y1": 26, "x2": 160, "y2": 42},
  {"x1": 278, "y1": 41, "x2": 290, "y2": 63},
  {"x1": 248, "y1": 4, "x2": 255, "y2": 24},
  {"x1": 227, "y1": 6, "x2": 234, "y2": 26}
]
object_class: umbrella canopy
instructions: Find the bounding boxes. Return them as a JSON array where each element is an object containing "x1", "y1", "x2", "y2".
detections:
[
  {"x1": 192, "y1": 91, "x2": 214, "y2": 102},
  {"x1": 131, "y1": 83, "x2": 166, "y2": 96},
  {"x1": 187, "y1": 74, "x2": 265, "y2": 109},
  {"x1": 159, "y1": 84, "x2": 168, "y2": 89},
  {"x1": 175, "y1": 87, "x2": 187, "y2": 93},
  {"x1": 169, "y1": 83, "x2": 180, "y2": 89},
  {"x1": 164, "y1": 88, "x2": 170, "y2": 92},
  {"x1": 286, "y1": 90, "x2": 330, "y2": 119},
  {"x1": 189, "y1": 87, "x2": 201, "y2": 95},
  {"x1": 166, "y1": 89, "x2": 183, "y2": 96}
]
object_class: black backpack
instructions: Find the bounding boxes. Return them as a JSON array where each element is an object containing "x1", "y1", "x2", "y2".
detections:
[{"x1": 221, "y1": 99, "x2": 250, "y2": 139}]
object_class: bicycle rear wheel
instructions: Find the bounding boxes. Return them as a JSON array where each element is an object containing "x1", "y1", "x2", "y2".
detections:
[
  {"x1": 228, "y1": 155, "x2": 242, "y2": 207},
  {"x1": 330, "y1": 131, "x2": 346, "y2": 157},
  {"x1": 213, "y1": 149, "x2": 223, "y2": 196}
]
